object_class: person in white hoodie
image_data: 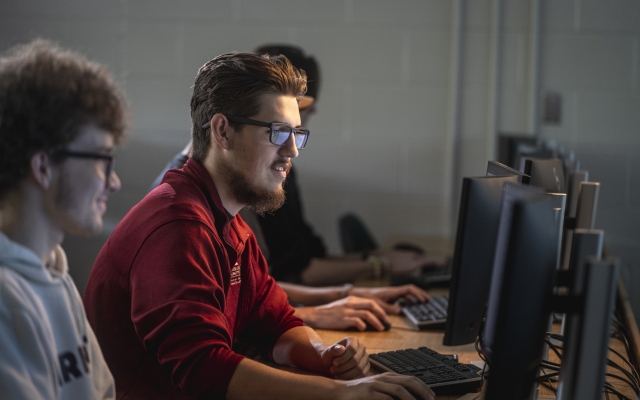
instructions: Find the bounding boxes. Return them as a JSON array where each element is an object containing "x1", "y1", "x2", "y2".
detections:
[{"x1": 0, "y1": 39, "x2": 129, "y2": 399}]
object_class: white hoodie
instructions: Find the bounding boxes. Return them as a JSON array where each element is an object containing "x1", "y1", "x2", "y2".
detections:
[{"x1": 0, "y1": 231, "x2": 115, "y2": 399}]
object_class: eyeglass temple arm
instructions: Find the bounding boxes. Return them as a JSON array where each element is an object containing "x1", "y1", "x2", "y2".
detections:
[{"x1": 202, "y1": 116, "x2": 272, "y2": 130}]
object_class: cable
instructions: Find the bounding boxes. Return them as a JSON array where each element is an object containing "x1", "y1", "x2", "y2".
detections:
[
  {"x1": 605, "y1": 362, "x2": 640, "y2": 395},
  {"x1": 603, "y1": 381, "x2": 633, "y2": 400},
  {"x1": 481, "y1": 328, "x2": 640, "y2": 398},
  {"x1": 608, "y1": 355, "x2": 640, "y2": 390},
  {"x1": 543, "y1": 339, "x2": 563, "y2": 360},
  {"x1": 605, "y1": 369, "x2": 639, "y2": 393},
  {"x1": 536, "y1": 368, "x2": 559, "y2": 394},
  {"x1": 608, "y1": 344, "x2": 640, "y2": 387},
  {"x1": 541, "y1": 332, "x2": 640, "y2": 397}
]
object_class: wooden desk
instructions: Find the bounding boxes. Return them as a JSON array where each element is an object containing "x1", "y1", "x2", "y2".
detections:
[
  {"x1": 313, "y1": 285, "x2": 480, "y2": 400},
  {"x1": 315, "y1": 315, "x2": 480, "y2": 400},
  {"x1": 312, "y1": 282, "x2": 640, "y2": 399},
  {"x1": 314, "y1": 307, "x2": 638, "y2": 399}
]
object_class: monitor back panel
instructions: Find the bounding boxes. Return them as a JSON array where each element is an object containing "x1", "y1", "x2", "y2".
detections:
[
  {"x1": 443, "y1": 175, "x2": 519, "y2": 346},
  {"x1": 484, "y1": 191, "x2": 559, "y2": 400},
  {"x1": 524, "y1": 157, "x2": 566, "y2": 193}
]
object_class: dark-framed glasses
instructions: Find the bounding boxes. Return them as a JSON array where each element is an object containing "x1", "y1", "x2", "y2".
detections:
[
  {"x1": 50, "y1": 150, "x2": 116, "y2": 189},
  {"x1": 202, "y1": 116, "x2": 310, "y2": 149}
]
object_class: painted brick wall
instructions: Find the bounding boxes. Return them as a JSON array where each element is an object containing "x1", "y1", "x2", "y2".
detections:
[
  {"x1": 0, "y1": 0, "x2": 457, "y2": 296},
  {"x1": 1, "y1": 0, "x2": 638, "y2": 326}
]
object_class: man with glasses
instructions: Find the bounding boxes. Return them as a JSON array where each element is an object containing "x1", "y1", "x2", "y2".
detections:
[
  {"x1": 0, "y1": 39, "x2": 128, "y2": 399},
  {"x1": 84, "y1": 52, "x2": 434, "y2": 400},
  {"x1": 151, "y1": 44, "x2": 432, "y2": 333}
]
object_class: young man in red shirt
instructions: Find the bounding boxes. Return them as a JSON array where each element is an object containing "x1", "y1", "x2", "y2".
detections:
[{"x1": 84, "y1": 53, "x2": 434, "y2": 400}]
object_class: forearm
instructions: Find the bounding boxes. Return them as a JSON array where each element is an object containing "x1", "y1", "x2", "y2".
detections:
[
  {"x1": 227, "y1": 358, "x2": 338, "y2": 400},
  {"x1": 300, "y1": 258, "x2": 373, "y2": 286},
  {"x1": 279, "y1": 282, "x2": 351, "y2": 306},
  {"x1": 272, "y1": 326, "x2": 328, "y2": 373}
]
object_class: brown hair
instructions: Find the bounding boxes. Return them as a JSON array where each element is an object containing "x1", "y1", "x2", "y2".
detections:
[
  {"x1": 190, "y1": 52, "x2": 307, "y2": 162},
  {"x1": 253, "y1": 44, "x2": 320, "y2": 101},
  {"x1": 0, "y1": 39, "x2": 129, "y2": 199}
]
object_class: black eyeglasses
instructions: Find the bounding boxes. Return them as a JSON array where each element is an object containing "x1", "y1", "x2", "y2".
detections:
[
  {"x1": 202, "y1": 116, "x2": 310, "y2": 149},
  {"x1": 50, "y1": 150, "x2": 116, "y2": 189}
]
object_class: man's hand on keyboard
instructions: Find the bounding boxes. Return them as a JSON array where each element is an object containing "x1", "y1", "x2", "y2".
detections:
[
  {"x1": 333, "y1": 372, "x2": 435, "y2": 400},
  {"x1": 297, "y1": 296, "x2": 391, "y2": 331},
  {"x1": 349, "y1": 284, "x2": 430, "y2": 314}
]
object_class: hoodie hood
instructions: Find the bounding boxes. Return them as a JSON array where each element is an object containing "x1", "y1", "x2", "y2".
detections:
[{"x1": 0, "y1": 231, "x2": 67, "y2": 284}]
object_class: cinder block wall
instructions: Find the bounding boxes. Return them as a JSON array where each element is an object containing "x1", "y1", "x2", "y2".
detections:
[{"x1": 1, "y1": 0, "x2": 638, "y2": 325}]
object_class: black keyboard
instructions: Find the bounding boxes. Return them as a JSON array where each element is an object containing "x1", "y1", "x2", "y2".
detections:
[
  {"x1": 370, "y1": 347, "x2": 483, "y2": 395},
  {"x1": 402, "y1": 295, "x2": 448, "y2": 329}
]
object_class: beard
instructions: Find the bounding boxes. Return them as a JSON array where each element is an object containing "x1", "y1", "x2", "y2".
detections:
[{"x1": 217, "y1": 153, "x2": 287, "y2": 216}]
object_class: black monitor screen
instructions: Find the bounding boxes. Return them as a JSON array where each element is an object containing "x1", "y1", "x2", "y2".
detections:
[
  {"x1": 497, "y1": 134, "x2": 538, "y2": 168},
  {"x1": 515, "y1": 147, "x2": 555, "y2": 172},
  {"x1": 523, "y1": 157, "x2": 566, "y2": 193},
  {"x1": 442, "y1": 175, "x2": 520, "y2": 346},
  {"x1": 482, "y1": 183, "x2": 558, "y2": 400}
]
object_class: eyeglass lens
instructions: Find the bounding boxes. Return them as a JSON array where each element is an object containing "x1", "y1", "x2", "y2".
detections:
[{"x1": 271, "y1": 125, "x2": 308, "y2": 149}]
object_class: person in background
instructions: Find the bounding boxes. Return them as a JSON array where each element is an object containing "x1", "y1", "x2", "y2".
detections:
[
  {"x1": 84, "y1": 52, "x2": 434, "y2": 400},
  {"x1": 151, "y1": 44, "x2": 434, "y2": 332},
  {"x1": 0, "y1": 39, "x2": 128, "y2": 399}
]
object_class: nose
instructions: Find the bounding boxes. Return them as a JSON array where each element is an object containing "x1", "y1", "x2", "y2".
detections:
[
  {"x1": 107, "y1": 170, "x2": 122, "y2": 193},
  {"x1": 278, "y1": 132, "x2": 299, "y2": 159}
]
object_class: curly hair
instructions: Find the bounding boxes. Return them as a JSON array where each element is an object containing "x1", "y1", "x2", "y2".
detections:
[
  {"x1": 190, "y1": 52, "x2": 307, "y2": 162},
  {"x1": 0, "y1": 39, "x2": 130, "y2": 200}
]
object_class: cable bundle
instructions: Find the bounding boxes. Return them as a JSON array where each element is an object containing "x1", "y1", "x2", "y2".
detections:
[{"x1": 474, "y1": 323, "x2": 640, "y2": 399}]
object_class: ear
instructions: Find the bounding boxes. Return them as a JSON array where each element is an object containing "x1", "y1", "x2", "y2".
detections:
[
  {"x1": 209, "y1": 114, "x2": 234, "y2": 150},
  {"x1": 29, "y1": 151, "x2": 55, "y2": 190}
]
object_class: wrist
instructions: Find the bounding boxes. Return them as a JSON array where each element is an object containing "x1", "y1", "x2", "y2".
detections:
[
  {"x1": 339, "y1": 283, "x2": 353, "y2": 299},
  {"x1": 293, "y1": 306, "x2": 315, "y2": 327}
]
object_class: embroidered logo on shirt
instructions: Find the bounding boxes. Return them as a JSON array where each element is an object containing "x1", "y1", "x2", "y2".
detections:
[{"x1": 230, "y1": 262, "x2": 241, "y2": 285}]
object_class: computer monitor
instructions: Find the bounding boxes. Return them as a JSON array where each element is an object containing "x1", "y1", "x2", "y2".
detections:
[
  {"x1": 515, "y1": 147, "x2": 555, "y2": 172},
  {"x1": 497, "y1": 134, "x2": 539, "y2": 168},
  {"x1": 522, "y1": 157, "x2": 566, "y2": 193},
  {"x1": 486, "y1": 160, "x2": 565, "y2": 269},
  {"x1": 481, "y1": 183, "x2": 558, "y2": 400},
  {"x1": 547, "y1": 192, "x2": 567, "y2": 270},
  {"x1": 565, "y1": 171, "x2": 589, "y2": 218},
  {"x1": 561, "y1": 171, "x2": 600, "y2": 269},
  {"x1": 485, "y1": 160, "x2": 530, "y2": 183},
  {"x1": 562, "y1": 152, "x2": 581, "y2": 187},
  {"x1": 567, "y1": 229, "x2": 604, "y2": 292},
  {"x1": 556, "y1": 256, "x2": 619, "y2": 400},
  {"x1": 442, "y1": 175, "x2": 520, "y2": 346},
  {"x1": 574, "y1": 182, "x2": 600, "y2": 230}
]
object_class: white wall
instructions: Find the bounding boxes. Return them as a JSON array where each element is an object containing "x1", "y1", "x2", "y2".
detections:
[{"x1": 1, "y1": 0, "x2": 639, "y2": 323}]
